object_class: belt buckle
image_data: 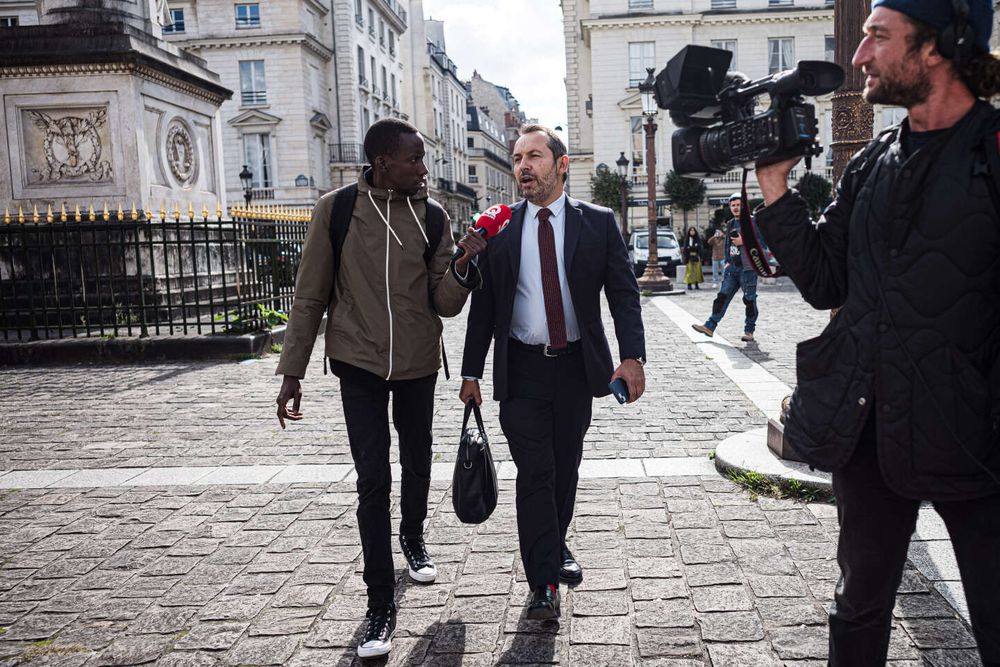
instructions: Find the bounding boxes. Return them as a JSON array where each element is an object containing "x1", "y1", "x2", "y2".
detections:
[{"x1": 543, "y1": 344, "x2": 558, "y2": 358}]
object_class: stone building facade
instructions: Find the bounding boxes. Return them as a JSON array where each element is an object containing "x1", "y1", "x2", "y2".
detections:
[
  {"x1": 0, "y1": 0, "x2": 229, "y2": 213},
  {"x1": 467, "y1": 70, "x2": 528, "y2": 154},
  {"x1": 404, "y1": 4, "x2": 475, "y2": 233},
  {"x1": 328, "y1": 0, "x2": 409, "y2": 190},
  {"x1": 163, "y1": 0, "x2": 337, "y2": 206},
  {"x1": 0, "y1": 0, "x2": 38, "y2": 25},
  {"x1": 466, "y1": 104, "x2": 515, "y2": 210}
]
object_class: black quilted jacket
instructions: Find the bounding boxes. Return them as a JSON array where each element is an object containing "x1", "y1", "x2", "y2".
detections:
[{"x1": 756, "y1": 101, "x2": 1000, "y2": 501}]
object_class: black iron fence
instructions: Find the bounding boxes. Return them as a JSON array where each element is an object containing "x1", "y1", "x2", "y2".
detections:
[{"x1": 0, "y1": 203, "x2": 311, "y2": 341}]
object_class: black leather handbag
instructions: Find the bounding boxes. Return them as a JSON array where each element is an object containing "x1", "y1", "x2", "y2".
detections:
[{"x1": 452, "y1": 400, "x2": 498, "y2": 524}]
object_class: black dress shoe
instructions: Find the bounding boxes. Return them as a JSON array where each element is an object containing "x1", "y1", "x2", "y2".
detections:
[
  {"x1": 559, "y1": 546, "x2": 583, "y2": 584},
  {"x1": 526, "y1": 584, "x2": 560, "y2": 620}
]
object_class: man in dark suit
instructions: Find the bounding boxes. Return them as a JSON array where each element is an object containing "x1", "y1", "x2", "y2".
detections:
[{"x1": 459, "y1": 124, "x2": 646, "y2": 620}]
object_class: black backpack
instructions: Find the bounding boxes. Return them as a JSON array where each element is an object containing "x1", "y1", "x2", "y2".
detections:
[
  {"x1": 324, "y1": 182, "x2": 451, "y2": 378},
  {"x1": 329, "y1": 182, "x2": 445, "y2": 277}
]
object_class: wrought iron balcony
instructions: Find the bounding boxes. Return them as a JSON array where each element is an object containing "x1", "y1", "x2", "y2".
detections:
[{"x1": 330, "y1": 143, "x2": 366, "y2": 164}]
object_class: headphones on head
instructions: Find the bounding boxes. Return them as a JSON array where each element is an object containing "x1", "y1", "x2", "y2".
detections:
[{"x1": 937, "y1": 0, "x2": 975, "y2": 65}]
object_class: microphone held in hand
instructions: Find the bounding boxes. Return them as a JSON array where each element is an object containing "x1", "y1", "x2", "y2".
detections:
[{"x1": 453, "y1": 204, "x2": 513, "y2": 260}]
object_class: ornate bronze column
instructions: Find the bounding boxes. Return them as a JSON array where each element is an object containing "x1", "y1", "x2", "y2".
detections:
[{"x1": 831, "y1": 0, "x2": 874, "y2": 185}]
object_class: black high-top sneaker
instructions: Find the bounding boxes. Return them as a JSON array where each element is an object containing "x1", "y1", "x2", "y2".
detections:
[
  {"x1": 399, "y1": 535, "x2": 437, "y2": 583},
  {"x1": 357, "y1": 604, "x2": 397, "y2": 659}
]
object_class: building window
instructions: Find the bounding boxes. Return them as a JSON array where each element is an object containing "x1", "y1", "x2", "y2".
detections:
[
  {"x1": 242, "y1": 133, "x2": 272, "y2": 187},
  {"x1": 825, "y1": 35, "x2": 835, "y2": 62},
  {"x1": 769, "y1": 0, "x2": 794, "y2": 6},
  {"x1": 357, "y1": 46, "x2": 367, "y2": 86},
  {"x1": 390, "y1": 74, "x2": 397, "y2": 106},
  {"x1": 388, "y1": 30, "x2": 396, "y2": 57},
  {"x1": 381, "y1": 67, "x2": 388, "y2": 101},
  {"x1": 355, "y1": 0, "x2": 363, "y2": 25},
  {"x1": 235, "y1": 4, "x2": 260, "y2": 28},
  {"x1": 379, "y1": 19, "x2": 385, "y2": 46},
  {"x1": 363, "y1": 107, "x2": 371, "y2": 134},
  {"x1": 370, "y1": 56, "x2": 377, "y2": 94},
  {"x1": 628, "y1": 0, "x2": 654, "y2": 8},
  {"x1": 162, "y1": 8, "x2": 185, "y2": 33},
  {"x1": 711, "y1": 0, "x2": 737, "y2": 9},
  {"x1": 239, "y1": 60, "x2": 267, "y2": 105},
  {"x1": 0, "y1": 16, "x2": 19, "y2": 27},
  {"x1": 368, "y1": 8, "x2": 375, "y2": 37},
  {"x1": 628, "y1": 42, "x2": 655, "y2": 87},
  {"x1": 631, "y1": 116, "x2": 646, "y2": 170},
  {"x1": 710, "y1": 39, "x2": 738, "y2": 69},
  {"x1": 768, "y1": 37, "x2": 794, "y2": 74}
]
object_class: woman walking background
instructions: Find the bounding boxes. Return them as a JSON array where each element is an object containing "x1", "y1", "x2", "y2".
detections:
[{"x1": 683, "y1": 227, "x2": 703, "y2": 290}]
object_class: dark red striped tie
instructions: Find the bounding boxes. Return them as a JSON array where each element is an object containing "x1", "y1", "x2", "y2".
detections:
[{"x1": 537, "y1": 207, "x2": 567, "y2": 350}]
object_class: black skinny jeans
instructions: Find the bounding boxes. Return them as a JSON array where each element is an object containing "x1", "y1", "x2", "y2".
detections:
[
  {"x1": 333, "y1": 361, "x2": 437, "y2": 609},
  {"x1": 830, "y1": 415, "x2": 1000, "y2": 666}
]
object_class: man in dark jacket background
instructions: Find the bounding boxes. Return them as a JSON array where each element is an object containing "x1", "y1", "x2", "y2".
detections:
[
  {"x1": 755, "y1": 0, "x2": 1000, "y2": 664},
  {"x1": 692, "y1": 192, "x2": 760, "y2": 342}
]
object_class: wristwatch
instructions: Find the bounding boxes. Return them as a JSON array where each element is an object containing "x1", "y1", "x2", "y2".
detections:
[{"x1": 631, "y1": 356, "x2": 646, "y2": 367}]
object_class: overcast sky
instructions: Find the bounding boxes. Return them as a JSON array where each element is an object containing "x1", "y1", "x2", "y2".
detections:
[{"x1": 421, "y1": 0, "x2": 568, "y2": 131}]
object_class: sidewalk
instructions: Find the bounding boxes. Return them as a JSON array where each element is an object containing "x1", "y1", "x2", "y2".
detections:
[{"x1": 0, "y1": 283, "x2": 984, "y2": 666}]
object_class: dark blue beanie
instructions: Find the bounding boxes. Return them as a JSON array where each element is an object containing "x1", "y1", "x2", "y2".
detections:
[{"x1": 871, "y1": 0, "x2": 994, "y2": 51}]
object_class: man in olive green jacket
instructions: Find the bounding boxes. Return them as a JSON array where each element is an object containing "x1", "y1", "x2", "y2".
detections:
[{"x1": 274, "y1": 118, "x2": 485, "y2": 659}]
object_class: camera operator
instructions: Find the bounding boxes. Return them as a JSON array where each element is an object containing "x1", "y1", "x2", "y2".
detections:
[
  {"x1": 691, "y1": 192, "x2": 760, "y2": 342},
  {"x1": 754, "y1": 0, "x2": 1000, "y2": 663}
]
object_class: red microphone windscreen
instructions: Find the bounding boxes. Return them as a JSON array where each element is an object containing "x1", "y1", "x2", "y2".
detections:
[{"x1": 474, "y1": 204, "x2": 513, "y2": 239}]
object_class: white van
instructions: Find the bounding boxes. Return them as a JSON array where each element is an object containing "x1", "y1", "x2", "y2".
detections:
[{"x1": 628, "y1": 228, "x2": 682, "y2": 277}]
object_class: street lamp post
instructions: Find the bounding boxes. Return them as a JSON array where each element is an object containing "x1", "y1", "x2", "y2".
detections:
[
  {"x1": 637, "y1": 68, "x2": 672, "y2": 292},
  {"x1": 239, "y1": 164, "x2": 254, "y2": 208},
  {"x1": 615, "y1": 151, "x2": 630, "y2": 238}
]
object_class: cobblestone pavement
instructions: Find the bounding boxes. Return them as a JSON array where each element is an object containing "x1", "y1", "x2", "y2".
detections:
[{"x1": 0, "y1": 282, "x2": 985, "y2": 666}]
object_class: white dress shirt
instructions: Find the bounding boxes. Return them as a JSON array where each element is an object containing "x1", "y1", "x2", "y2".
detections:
[{"x1": 511, "y1": 194, "x2": 581, "y2": 346}]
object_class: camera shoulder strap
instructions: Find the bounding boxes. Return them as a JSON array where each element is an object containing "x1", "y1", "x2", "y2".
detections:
[{"x1": 739, "y1": 170, "x2": 781, "y2": 278}]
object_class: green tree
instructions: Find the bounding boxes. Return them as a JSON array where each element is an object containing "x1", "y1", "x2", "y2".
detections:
[
  {"x1": 795, "y1": 171, "x2": 833, "y2": 220},
  {"x1": 590, "y1": 169, "x2": 629, "y2": 209},
  {"x1": 662, "y1": 170, "x2": 706, "y2": 232},
  {"x1": 590, "y1": 169, "x2": 629, "y2": 226}
]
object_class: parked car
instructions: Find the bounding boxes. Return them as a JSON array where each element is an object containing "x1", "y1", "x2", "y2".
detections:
[{"x1": 629, "y1": 228, "x2": 682, "y2": 278}]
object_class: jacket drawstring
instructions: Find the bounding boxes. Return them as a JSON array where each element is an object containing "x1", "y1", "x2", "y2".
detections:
[{"x1": 407, "y1": 196, "x2": 430, "y2": 247}]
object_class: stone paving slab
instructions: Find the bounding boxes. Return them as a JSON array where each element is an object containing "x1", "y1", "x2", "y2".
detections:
[
  {"x1": 0, "y1": 477, "x2": 982, "y2": 666},
  {"x1": 0, "y1": 283, "x2": 987, "y2": 664}
]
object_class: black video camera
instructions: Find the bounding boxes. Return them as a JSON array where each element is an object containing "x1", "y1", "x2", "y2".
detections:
[{"x1": 654, "y1": 45, "x2": 845, "y2": 177}]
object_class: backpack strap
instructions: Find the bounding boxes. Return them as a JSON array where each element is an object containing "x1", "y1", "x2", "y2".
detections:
[
  {"x1": 329, "y1": 183, "x2": 358, "y2": 280},
  {"x1": 423, "y1": 196, "x2": 445, "y2": 266},
  {"x1": 423, "y1": 196, "x2": 449, "y2": 379},
  {"x1": 846, "y1": 124, "x2": 899, "y2": 194}
]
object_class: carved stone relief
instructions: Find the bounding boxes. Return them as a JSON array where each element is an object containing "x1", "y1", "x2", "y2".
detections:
[
  {"x1": 22, "y1": 106, "x2": 114, "y2": 185},
  {"x1": 165, "y1": 119, "x2": 197, "y2": 187}
]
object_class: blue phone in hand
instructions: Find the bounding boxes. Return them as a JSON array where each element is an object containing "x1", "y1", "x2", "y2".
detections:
[{"x1": 609, "y1": 378, "x2": 629, "y2": 404}]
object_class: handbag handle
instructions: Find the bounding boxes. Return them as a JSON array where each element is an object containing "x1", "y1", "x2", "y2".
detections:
[{"x1": 462, "y1": 400, "x2": 488, "y2": 440}]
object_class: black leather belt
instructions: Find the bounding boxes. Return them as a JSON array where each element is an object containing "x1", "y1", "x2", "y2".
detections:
[{"x1": 510, "y1": 338, "x2": 581, "y2": 358}]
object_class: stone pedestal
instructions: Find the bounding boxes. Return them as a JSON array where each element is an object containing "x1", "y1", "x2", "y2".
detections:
[
  {"x1": 766, "y1": 418, "x2": 808, "y2": 463},
  {"x1": 0, "y1": 5, "x2": 231, "y2": 213}
]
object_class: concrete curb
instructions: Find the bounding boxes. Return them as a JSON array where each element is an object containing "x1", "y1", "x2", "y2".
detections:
[
  {"x1": 714, "y1": 427, "x2": 833, "y2": 495},
  {"x1": 0, "y1": 320, "x2": 307, "y2": 365}
]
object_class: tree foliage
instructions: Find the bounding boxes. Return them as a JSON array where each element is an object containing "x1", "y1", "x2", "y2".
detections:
[
  {"x1": 795, "y1": 171, "x2": 833, "y2": 220},
  {"x1": 662, "y1": 171, "x2": 706, "y2": 228},
  {"x1": 589, "y1": 169, "x2": 629, "y2": 211}
]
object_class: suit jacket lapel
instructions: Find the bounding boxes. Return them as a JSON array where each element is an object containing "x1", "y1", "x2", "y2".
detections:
[{"x1": 564, "y1": 196, "x2": 583, "y2": 275}]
